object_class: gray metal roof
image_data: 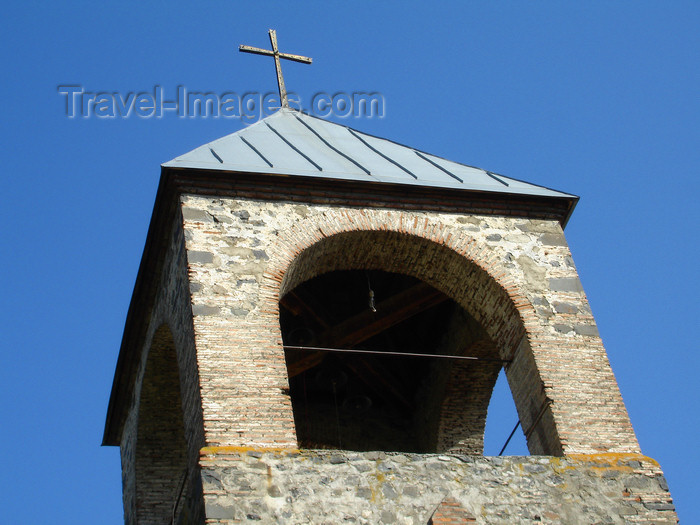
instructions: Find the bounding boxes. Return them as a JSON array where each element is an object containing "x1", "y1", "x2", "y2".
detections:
[{"x1": 163, "y1": 108, "x2": 576, "y2": 199}]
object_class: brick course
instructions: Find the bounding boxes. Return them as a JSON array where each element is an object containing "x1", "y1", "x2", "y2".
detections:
[
  {"x1": 181, "y1": 196, "x2": 638, "y2": 455},
  {"x1": 429, "y1": 497, "x2": 477, "y2": 523}
]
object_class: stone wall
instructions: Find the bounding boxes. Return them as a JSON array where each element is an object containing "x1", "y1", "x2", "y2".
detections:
[
  {"x1": 181, "y1": 195, "x2": 638, "y2": 455},
  {"x1": 199, "y1": 449, "x2": 677, "y2": 524},
  {"x1": 119, "y1": 211, "x2": 206, "y2": 524}
]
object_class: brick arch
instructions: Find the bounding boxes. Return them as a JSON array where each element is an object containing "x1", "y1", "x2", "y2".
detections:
[
  {"x1": 135, "y1": 323, "x2": 188, "y2": 523},
  {"x1": 265, "y1": 210, "x2": 537, "y2": 357},
  {"x1": 262, "y1": 209, "x2": 559, "y2": 455}
]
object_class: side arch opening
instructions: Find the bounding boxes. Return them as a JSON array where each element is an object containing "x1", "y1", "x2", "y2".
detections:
[
  {"x1": 135, "y1": 324, "x2": 188, "y2": 523},
  {"x1": 276, "y1": 229, "x2": 559, "y2": 455}
]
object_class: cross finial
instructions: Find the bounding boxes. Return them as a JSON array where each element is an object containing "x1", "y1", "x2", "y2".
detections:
[{"x1": 239, "y1": 29, "x2": 312, "y2": 109}]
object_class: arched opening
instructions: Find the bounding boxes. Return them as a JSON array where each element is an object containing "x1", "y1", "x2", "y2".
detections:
[
  {"x1": 276, "y1": 229, "x2": 556, "y2": 455},
  {"x1": 281, "y1": 269, "x2": 504, "y2": 453},
  {"x1": 484, "y1": 370, "x2": 529, "y2": 455},
  {"x1": 135, "y1": 324, "x2": 188, "y2": 524}
]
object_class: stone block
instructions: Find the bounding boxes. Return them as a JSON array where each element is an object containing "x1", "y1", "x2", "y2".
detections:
[
  {"x1": 188, "y1": 250, "x2": 214, "y2": 264},
  {"x1": 548, "y1": 277, "x2": 583, "y2": 292},
  {"x1": 540, "y1": 232, "x2": 568, "y2": 246},
  {"x1": 575, "y1": 324, "x2": 600, "y2": 337},
  {"x1": 192, "y1": 304, "x2": 220, "y2": 316},
  {"x1": 182, "y1": 207, "x2": 212, "y2": 222}
]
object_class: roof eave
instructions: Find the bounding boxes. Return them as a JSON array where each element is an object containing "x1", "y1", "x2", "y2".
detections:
[
  {"x1": 103, "y1": 167, "x2": 178, "y2": 446},
  {"x1": 165, "y1": 166, "x2": 578, "y2": 225}
]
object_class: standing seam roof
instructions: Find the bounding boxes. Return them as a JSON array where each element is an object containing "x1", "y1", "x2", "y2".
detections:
[{"x1": 163, "y1": 108, "x2": 576, "y2": 200}]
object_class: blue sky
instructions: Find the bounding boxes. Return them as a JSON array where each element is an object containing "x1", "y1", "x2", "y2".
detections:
[{"x1": 1, "y1": 2, "x2": 698, "y2": 523}]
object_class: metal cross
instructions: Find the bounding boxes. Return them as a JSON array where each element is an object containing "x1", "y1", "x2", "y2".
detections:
[{"x1": 239, "y1": 29, "x2": 312, "y2": 109}]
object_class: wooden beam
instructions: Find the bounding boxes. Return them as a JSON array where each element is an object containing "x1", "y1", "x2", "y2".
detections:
[
  {"x1": 317, "y1": 282, "x2": 448, "y2": 348},
  {"x1": 285, "y1": 350, "x2": 325, "y2": 378},
  {"x1": 281, "y1": 288, "x2": 337, "y2": 378},
  {"x1": 286, "y1": 282, "x2": 448, "y2": 378},
  {"x1": 280, "y1": 289, "x2": 333, "y2": 330}
]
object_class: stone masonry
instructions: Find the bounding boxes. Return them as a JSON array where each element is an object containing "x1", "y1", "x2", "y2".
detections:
[
  {"x1": 199, "y1": 449, "x2": 676, "y2": 524},
  {"x1": 181, "y1": 195, "x2": 638, "y2": 456},
  {"x1": 107, "y1": 189, "x2": 678, "y2": 523}
]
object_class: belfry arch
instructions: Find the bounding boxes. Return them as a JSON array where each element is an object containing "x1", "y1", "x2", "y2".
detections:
[
  {"x1": 276, "y1": 228, "x2": 558, "y2": 455},
  {"x1": 134, "y1": 324, "x2": 188, "y2": 524}
]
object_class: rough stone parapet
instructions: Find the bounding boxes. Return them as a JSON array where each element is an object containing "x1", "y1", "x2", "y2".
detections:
[{"x1": 199, "y1": 448, "x2": 677, "y2": 524}]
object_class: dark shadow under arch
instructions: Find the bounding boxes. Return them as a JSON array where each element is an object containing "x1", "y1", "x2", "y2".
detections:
[
  {"x1": 282, "y1": 269, "x2": 504, "y2": 453},
  {"x1": 135, "y1": 324, "x2": 188, "y2": 524}
]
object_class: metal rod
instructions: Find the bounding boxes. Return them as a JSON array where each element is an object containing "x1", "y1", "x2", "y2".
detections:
[
  {"x1": 348, "y1": 129, "x2": 418, "y2": 179},
  {"x1": 413, "y1": 150, "x2": 463, "y2": 183},
  {"x1": 171, "y1": 467, "x2": 188, "y2": 525},
  {"x1": 240, "y1": 136, "x2": 273, "y2": 168},
  {"x1": 497, "y1": 398, "x2": 552, "y2": 456},
  {"x1": 283, "y1": 345, "x2": 511, "y2": 363},
  {"x1": 524, "y1": 398, "x2": 553, "y2": 440},
  {"x1": 498, "y1": 420, "x2": 521, "y2": 456},
  {"x1": 266, "y1": 122, "x2": 323, "y2": 171},
  {"x1": 486, "y1": 171, "x2": 509, "y2": 187},
  {"x1": 294, "y1": 114, "x2": 372, "y2": 175}
]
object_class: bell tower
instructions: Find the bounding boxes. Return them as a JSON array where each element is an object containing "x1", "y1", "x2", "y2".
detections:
[{"x1": 103, "y1": 31, "x2": 677, "y2": 524}]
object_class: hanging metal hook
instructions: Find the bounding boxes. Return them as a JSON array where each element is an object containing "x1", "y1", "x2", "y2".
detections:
[{"x1": 366, "y1": 272, "x2": 377, "y2": 312}]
